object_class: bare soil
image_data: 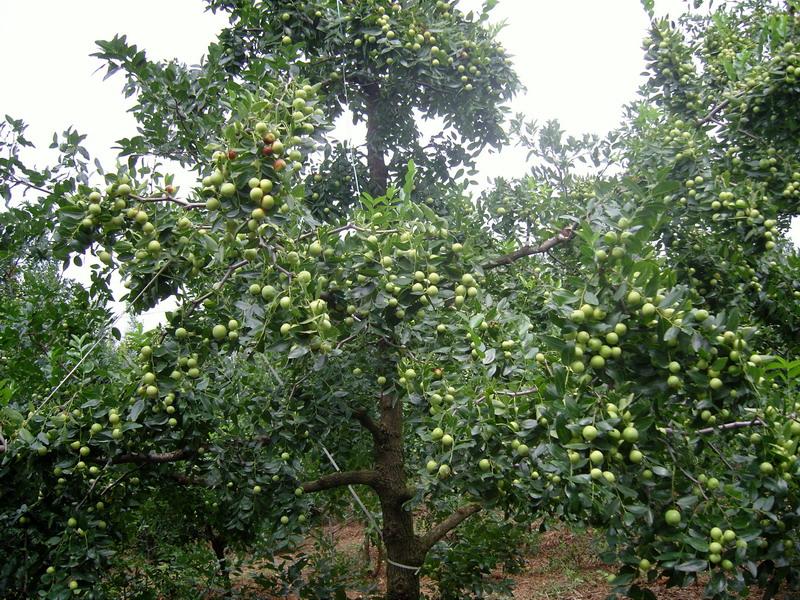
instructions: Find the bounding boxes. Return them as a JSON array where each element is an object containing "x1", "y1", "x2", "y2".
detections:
[{"x1": 228, "y1": 520, "x2": 771, "y2": 600}]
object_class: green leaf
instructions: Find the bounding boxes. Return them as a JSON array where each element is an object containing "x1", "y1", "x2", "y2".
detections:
[{"x1": 675, "y1": 559, "x2": 708, "y2": 573}]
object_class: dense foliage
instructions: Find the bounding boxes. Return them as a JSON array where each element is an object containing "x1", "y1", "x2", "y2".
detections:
[{"x1": 1, "y1": 1, "x2": 799, "y2": 599}]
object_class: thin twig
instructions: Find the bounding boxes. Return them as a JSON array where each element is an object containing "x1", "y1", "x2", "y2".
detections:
[
  {"x1": 131, "y1": 194, "x2": 205, "y2": 210},
  {"x1": 189, "y1": 259, "x2": 249, "y2": 313},
  {"x1": 297, "y1": 223, "x2": 400, "y2": 241},
  {"x1": 475, "y1": 386, "x2": 538, "y2": 404}
]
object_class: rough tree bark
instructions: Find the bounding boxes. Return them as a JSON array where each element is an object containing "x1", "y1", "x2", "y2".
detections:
[
  {"x1": 363, "y1": 81, "x2": 389, "y2": 196},
  {"x1": 374, "y1": 393, "x2": 424, "y2": 600}
]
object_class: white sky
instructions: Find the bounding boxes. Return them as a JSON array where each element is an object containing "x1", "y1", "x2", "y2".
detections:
[{"x1": 1, "y1": 0, "x2": 797, "y2": 329}]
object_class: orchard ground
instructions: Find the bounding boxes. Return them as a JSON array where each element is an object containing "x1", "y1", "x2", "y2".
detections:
[{"x1": 189, "y1": 518, "x2": 769, "y2": 600}]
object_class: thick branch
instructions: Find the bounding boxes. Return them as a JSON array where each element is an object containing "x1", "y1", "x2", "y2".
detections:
[
  {"x1": 352, "y1": 408, "x2": 382, "y2": 442},
  {"x1": 419, "y1": 503, "x2": 483, "y2": 551},
  {"x1": 301, "y1": 469, "x2": 378, "y2": 493},
  {"x1": 697, "y1": 98, "x2": 730, "y2": 126},
  {"x1": 483, "y1": 226, "x2": 576, "y2": 270},
  {"x1": 113, "y1": 448, "x2": 195, "y2": 465}
]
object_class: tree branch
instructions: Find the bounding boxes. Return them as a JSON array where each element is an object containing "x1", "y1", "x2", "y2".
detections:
[
  {"x1": 662, "y1": 417, "x2": 766, "y2": 435},
  {"x1": 419, "y1": 503, "x2": 483, "y2": 551},
  {"x1": 697, "y1": 98, "x2": 730, "y2": 126},
  {"x1": 301, "y1": 469, "x2": 378, "y2": 493},
  {"x1": 131, "y1": 193, "x2": 205, "y2": 210},
  {"x1": 113, "y1": 448, "x2": 195, "y2": 465},
  {"x1": 352, "y1": 407, "x2": 382, "y2": 441},
  {"x1": 188, "y1": 259, "x2": 249, "y2": 314},
  {"x1": 483, "y1": 226, "x2": 576, "y2": 270}
]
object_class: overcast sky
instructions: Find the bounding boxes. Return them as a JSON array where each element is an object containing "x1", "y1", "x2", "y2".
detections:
[{"x1": 1, "y1": 0, "x2": 796, "y2": 329}]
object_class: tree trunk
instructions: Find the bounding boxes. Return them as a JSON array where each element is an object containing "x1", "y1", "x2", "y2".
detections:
[
  {"x1": 363, "y1": 81, "x2": 389, "y2": 196},
  {"x1": 208, "y1": 527, "x2": 231, "y2": 596},
  {"x1": 375, "y1": 394, "x2": 423, "y2": 600}
]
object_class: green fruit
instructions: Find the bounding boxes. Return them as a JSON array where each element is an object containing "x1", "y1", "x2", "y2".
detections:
[
  {"x1": 590, "y1": 355, "x2": 606, "y2": 369},
  {"x1": 622, "y1": 426, "x2": 639, "y2": 443},
  {"x1": 437, "y1": 464, "x2": 451, "y2": 479},
  {"x1": 723, "y1": 529, "x2": 736, "y2": 542},
  {"x1": 212, "y1": 324, "x2": 227, "y2": 340},
  {"x1": 590, "y1": 450, "x2": 604, "y2": 465},
  {"x1": 220, "y1": 182, "x2": 236, "y2": 197},
  {"x1": 582, "y1": 425, "x2": 599, "y2": 441},
  {"x1": 641, "y1": 302, "x2": 656, "y2": 317},
  {"x1": 695, "y1": 309, "x2": 709, "y2": 321},
  {"x1": 426, "y1": 460, "x2": 438, "y2": 473},
  {"x1": 629, "y1": 449, "x2": 643, "y2": 463},
  {"x1": 627, "y1": 290, "x2": 642, "y2": 305},
  {"x1": 665, "y1": 509, "x2": 681, "y2": 526},
  {"x1": 479, "y1": 458, "x2": 491, "y2": 472}
]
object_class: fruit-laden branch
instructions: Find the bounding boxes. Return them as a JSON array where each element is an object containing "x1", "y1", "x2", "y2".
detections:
[
  {"x1": 475, "y1": 386, "x2": 538, "y2": 404},
  {"x1": 483, "y1": 225, "x2": 576, "y2": 270},
  {"x1": 131, "y1": 193, "x2": 205, "y2": 209},
  {"x1": 662, "y1": 417, "x2": 767, "y2": 435},
  {"x1": 297, "y1": 222, "x2": 399, "y2": 241},
  {"x1": 301, "y1": 469, "x2": 378, "y2": 493},
  {"x1": 113, "y1": 448, "x2": 195, "y2": 464},
  {"x1": 419, "y1": 503, "x2": 483, "y2": 551}
]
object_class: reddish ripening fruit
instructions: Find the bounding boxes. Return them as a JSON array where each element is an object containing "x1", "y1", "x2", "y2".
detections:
[
  {"x1": 262, "y1": 144, "x2": 273, "y2": 156},
  {"x1": 164, "y1": 185, "x2": 175, "y2": 195},
  {"x1": 227, "y1": 149, "x2": 238, "y2": 160},
  {"x1": 264, "y1": 132, "x2": 276, "y2": 144},
  {"x1": 274, "y1": 158, "x2": 287, "y2": 171}
]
